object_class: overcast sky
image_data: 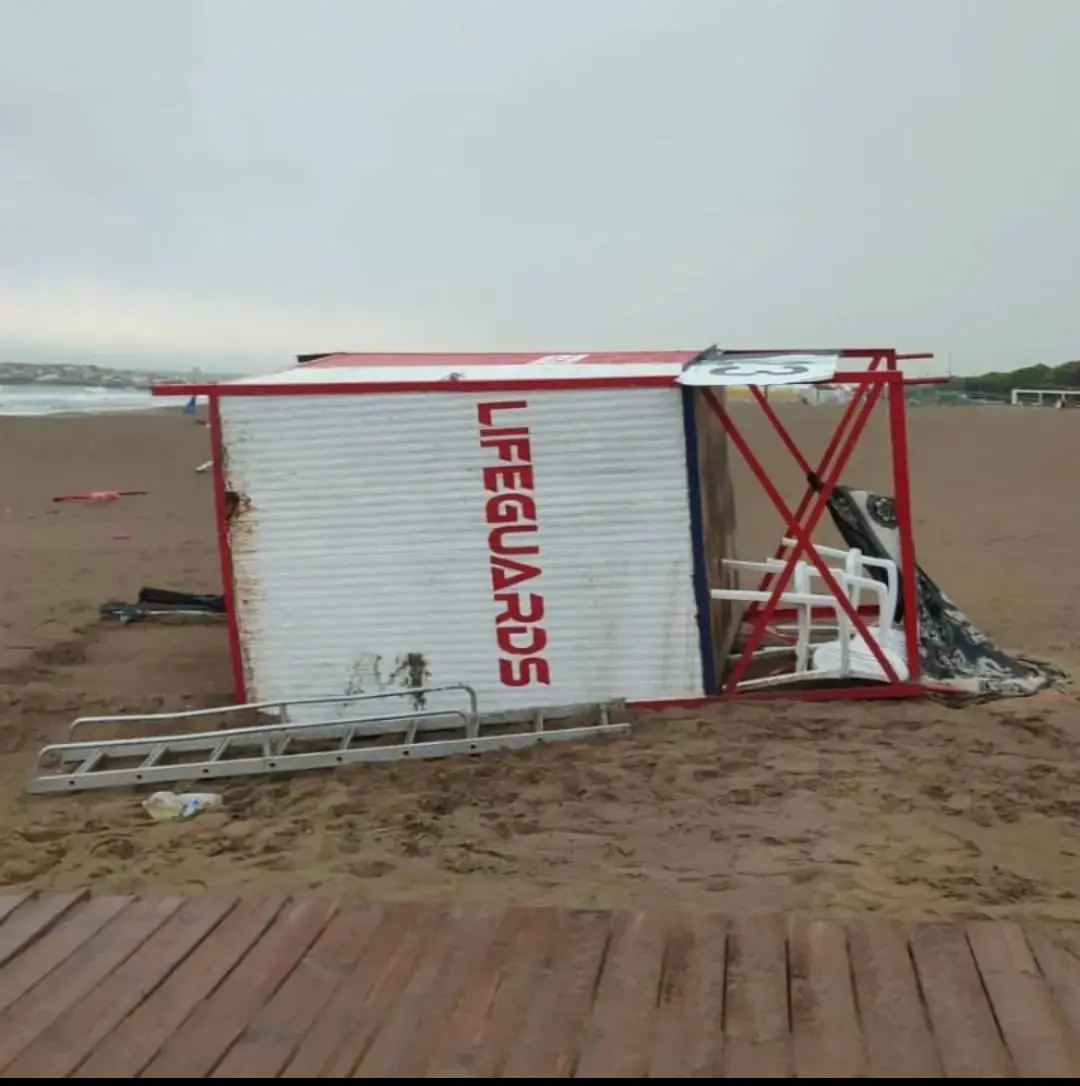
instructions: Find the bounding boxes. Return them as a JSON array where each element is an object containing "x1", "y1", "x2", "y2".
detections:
[{"x1": 1, "y1": 0, "x2": 1077, "y2": 375}]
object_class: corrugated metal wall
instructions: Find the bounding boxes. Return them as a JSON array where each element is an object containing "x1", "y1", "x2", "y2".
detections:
[{"x1": 219, "y1": 388, "x2": 703, "y2": 716}]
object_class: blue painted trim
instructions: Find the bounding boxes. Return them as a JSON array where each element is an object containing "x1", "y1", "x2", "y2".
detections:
[{"x1": 680, "y1": 386, "x2": 717, "y2": 694}]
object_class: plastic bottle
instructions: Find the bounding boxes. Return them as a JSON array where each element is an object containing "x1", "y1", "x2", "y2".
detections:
[{"x1": 142, "y1": 791, "x2": 224, "y2": 821}]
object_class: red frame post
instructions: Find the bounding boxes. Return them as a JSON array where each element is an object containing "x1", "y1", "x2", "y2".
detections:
[
  {"x1": 209, "y1": 394, "x2": 249, "y2": 703},
  {"x1": 704, "y1": 350, "x2": 929, "y2": 698}
]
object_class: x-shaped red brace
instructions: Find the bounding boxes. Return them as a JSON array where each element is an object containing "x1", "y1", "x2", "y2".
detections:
[
  {"x1": 701, "y1": 384, "x2": 902, "y2": 692},
  {"x1": 749, "y1": 376, "x2": 875, "y2": 607}
]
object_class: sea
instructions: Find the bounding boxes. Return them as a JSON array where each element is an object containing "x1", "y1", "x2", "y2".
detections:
[{"x1": 0, "y1": 385, "x2": 177, "y2": 417}]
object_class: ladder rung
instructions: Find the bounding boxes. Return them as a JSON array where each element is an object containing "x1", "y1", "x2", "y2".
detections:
[
  {"x1": 142, "y1": 746, "x2": 166, "y2": 769},
  {"x1": 77, "y1": 752, "x2": 104, "y2": 775}
]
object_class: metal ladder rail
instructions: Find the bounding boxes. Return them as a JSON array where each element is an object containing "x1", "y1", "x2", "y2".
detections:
[
  {"x1": 28, "y1": 718, "x2": 633, "y2": 794},
  {"x1": 530, "y1": 704, "x2": 613, "y2": 732},
  {"x1": 29, "y1": 699, "x2": 631, "y2": 795},
  {"x1": 68, "y1": 682, "x2": 481, "y2": 741},
  {"x1": 135, "y1": 705, "x2": 475, "y2": 753},
  {"x1": 58, "y1": 708, "x2": 476, "y2": 768},
  {"x1": 43, "y1": 708, "x2": 474, "y2": 772}
]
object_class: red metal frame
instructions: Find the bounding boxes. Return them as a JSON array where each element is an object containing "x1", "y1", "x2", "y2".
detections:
[
  {"x1": 750, "y1": 351, "x2": 891, "y2": 609},
  {"x1": 703, "y1": 348, "x2": 937, "y2": 700},
  {"x1": 208, "y1": 396, "x2": 249, "y2": 703}
]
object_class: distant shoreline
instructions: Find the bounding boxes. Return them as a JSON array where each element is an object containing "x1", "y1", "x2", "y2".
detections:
[
  {"x1": 0, "y1": 383, "x2": 186, "y2": 419},
  {"x1": 0, "y1": 380, "x2": 157, "y2": 390}
]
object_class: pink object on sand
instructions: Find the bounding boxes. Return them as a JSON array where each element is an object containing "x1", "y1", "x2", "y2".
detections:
[{"x1": 52, "y1": 490, "x2": 147, "y2": 503}]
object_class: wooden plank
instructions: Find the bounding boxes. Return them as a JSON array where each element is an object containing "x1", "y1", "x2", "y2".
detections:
[
  {"x1": 0, "y1": 896, "x2": 128, "y2": 1017},
  {"x1": 909, "y1": 922, "x2": 1013, "y2": 1077},
  {"x1": 966, "y1": 921, "x2": 1080, "y2": 1077},
  {"x1": 848, "y1": 920, "x2": 940, "y2": 1078},
  {"x1": 501, "y1": 909, "x2": 614, "y2": 1078},
  {"x1": 0, "y1": 896, "x2": 180, "y2": 1074},
  {"x1": 353, "y1": 904, "x2": 506, "y2": 1078},
  {"x1": 0, "y1": 891, "x2": 88, "y2": 971},
  {"x1": 140, "y1": 895, "x2": 338, "y2": 1077},
  {"x1": 693, "y1": 386, "x2": 741, "y2": 673},
  {"x1": 211, "y1": 903, "x2": 385, "y2": 1078},
  {"x1": 3, "y1": 894, "x2": 1073, "y2": 1081},
  {"x1": 0, "y1": 897, "x2": 30, "y2": 927},
  {"x1": 3, "y1": 896, "x2": 237, "y2": 1079},
  {"x1": 722, "y1": 914, "x2": 791, "y2": 1077},
  {"x1": 73, "y1": 895, "x2": 286, "y2": 1078},
  {"x1": 789, "y1": 918, "x2": 866, "y2": 1078},
  {"x1": 1029, "y1": 930, "x2": 1080, "y2": 1041},
  {"x1": 281, "y1": 903, "x2": 442, "y2": 1077},
  {"x1": 422, "y1": 906, "x2": 559, "y2": 1078},
  {"x1": 649, "y1": 912, "x2": 727, "y2": 1078},
  {"x1": 575, "y1": 910, "x2": 668, "y2": 1078}
]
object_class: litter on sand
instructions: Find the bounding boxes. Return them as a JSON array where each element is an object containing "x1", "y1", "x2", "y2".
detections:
[
  {"x1": 142, "y1": 791, "x2": 223, "y2": 821},
  {"x1": 53, "y1": 490, "x2": 148, "y2": 503},
  {"x1": 100, "y1": 586, "x2": 227, "y2": 624}
]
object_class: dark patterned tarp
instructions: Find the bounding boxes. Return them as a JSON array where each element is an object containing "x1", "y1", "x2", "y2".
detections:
[{"x1": 826, "y1": 486, "x2": 1069, "y2": 698}]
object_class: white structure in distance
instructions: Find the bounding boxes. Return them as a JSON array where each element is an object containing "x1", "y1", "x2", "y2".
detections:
[{"x1": 1011, "y1": 388, "x2": 1080, "y2": 408}]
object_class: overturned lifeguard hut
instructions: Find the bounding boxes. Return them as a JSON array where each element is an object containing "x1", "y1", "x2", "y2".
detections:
[
  {"x1": 187, "y1": 349, "x2": 744, "y2": 712},
  {"x1": 27, "y1": 347, "x2": 1065, "y2": 793}
]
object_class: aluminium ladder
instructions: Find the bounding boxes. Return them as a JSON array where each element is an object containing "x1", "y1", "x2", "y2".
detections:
[{"x1": 27, "y1": 684, "x2": 630, "y2": 794}]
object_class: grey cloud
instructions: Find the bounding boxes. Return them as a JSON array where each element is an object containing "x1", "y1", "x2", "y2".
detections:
[{"x1": 0, "y1": 0, "x2": 1077, "y2": 372}]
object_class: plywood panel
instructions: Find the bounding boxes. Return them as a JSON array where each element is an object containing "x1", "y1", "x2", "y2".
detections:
[{"x1": 692, "y1": 387, "x2": 740, "y2": 686}]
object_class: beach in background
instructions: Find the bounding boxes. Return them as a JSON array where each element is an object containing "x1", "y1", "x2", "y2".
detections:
[
  {"x1": 0, "y1": 385, "x2": 175, "y2": 417},
  {"x1": 1, "y1": 403, "x2": 1079, "y2": 918}
]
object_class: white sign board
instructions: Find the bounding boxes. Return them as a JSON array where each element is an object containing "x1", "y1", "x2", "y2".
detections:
[{"x1": 677, "y1": 353, "x2": 840, "y2": 388}]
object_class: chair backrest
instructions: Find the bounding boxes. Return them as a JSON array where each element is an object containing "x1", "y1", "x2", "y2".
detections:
[{"x1": 778, "y1": 540, "x2": 899, "y2": 627}]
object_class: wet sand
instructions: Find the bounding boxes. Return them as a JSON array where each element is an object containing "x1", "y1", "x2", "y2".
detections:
[{"x1": 1, "y1": 404, "x2": 1079, "y2": 919}]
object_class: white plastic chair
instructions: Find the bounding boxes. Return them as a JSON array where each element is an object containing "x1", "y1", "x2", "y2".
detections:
[
  {"x1": 713, "y1": 545, "x2": 908, "y2": 688},
  {"x1": 778, "y1": 539, "x2": 899, "y2": 628},
  {"x1": 780, "y1": 541, "x2": 909, "y2": 682}
]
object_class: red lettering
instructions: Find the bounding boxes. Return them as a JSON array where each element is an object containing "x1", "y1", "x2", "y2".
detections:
[
  {"x1": 485, "y1": 493, "x2": 537, "y2": 525},
  {"x1": 479, "y1": 434, "x2": 532, "y2": 462},
  {"x1": 489, "y1": 525, "x2": 539, "y2": 557},
  {"x1": 499, "y1": 657, "x2": 551, "y2": 687},
  {"x1": 479, "y1": 426, "x2": 528, "y2": 438},
  {"x1": 482, "y1": 464, "x2": 534, "y2": 493},
  {"x1": 495, "y1": 591, "x2": 544, "y2": 625},
  {"x1": 490, "y1": 556, "x2": 541, "y2": 592},
  {"x1": 497, "y1": 624, "x2": 548, "y2": 656},
  {"x1": 479, "y1": 399, "x2": 549, "y2": 687},
  {"x1": 477, "y1": 400, "x2": 527, "y2": 427}
]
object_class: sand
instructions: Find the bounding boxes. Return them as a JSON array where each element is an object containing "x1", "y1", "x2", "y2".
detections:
[{"x1": 1, "y1": 403, "x2": 1079, "y2": 919}]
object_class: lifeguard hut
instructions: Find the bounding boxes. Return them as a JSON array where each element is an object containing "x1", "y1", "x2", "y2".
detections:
[
  {"x1": 182, "y1": 349, "x2": 744, "y2": 713},
  {"x1": 161, "y1": 345, "x2": 928, "y2": 713}
]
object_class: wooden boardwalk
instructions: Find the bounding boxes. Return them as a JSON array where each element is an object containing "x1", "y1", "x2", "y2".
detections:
[{"x1": 0, "y1": 892, "x2": 1079, "y2": 1077}]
